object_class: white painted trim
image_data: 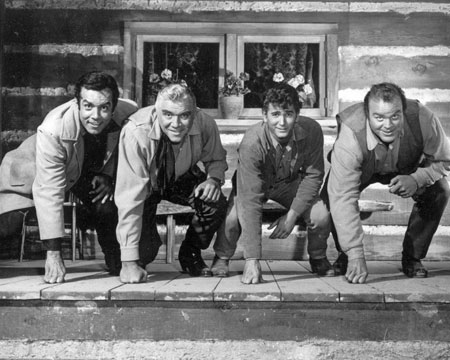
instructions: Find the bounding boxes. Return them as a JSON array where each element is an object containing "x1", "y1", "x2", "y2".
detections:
[
  {"x1": 340, "y1": 46, "x2": 450, "y2": 59},
  {"x1": 6, "y1": 1, "x2": 450, "y2": 15}
]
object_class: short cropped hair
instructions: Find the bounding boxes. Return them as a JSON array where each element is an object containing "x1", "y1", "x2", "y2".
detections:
[
  {"x1": 75, "y1": 71, "x2": 120, "y2": 110},
  {"x1": 262, "y1": 83, "x2": 302, "y2": 115},
  {"x1": 363, "y1": 82, "x2": 407, "y2": 117},
  {"x1": 155, "y1": 83, "x2": 197, "y2": 109}
]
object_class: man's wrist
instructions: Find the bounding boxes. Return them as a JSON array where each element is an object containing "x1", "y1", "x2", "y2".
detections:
[
  {"x1": 209, "y1": 177, "x2": 224, "y2": 186},
  {"x1": 42, "y1": 238, "x2": 62, "y2": 251}
]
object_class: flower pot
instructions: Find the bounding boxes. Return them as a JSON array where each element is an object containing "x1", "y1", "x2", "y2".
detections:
[{"x1": 219, "y1": 95, "x2": 244, "y2": 119}]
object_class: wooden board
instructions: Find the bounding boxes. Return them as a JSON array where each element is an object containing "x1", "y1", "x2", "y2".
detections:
[
  {"x1": 154, "y1": 273, "x2": 221, "y2": 302},
  {"x1": 213, "y1": 260, "x2": 280, "y2": 302},
  {"x1": 268, "y1": 260, "x2": 338, "y2": 302}
]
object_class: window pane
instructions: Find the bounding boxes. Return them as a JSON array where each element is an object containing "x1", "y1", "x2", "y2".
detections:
[
  {"x1": 142, "y1": 42, "x2": 219, "y2": 108},
  {"x1": 244, "y1": 43, "x2": 319, "y2": 109}
]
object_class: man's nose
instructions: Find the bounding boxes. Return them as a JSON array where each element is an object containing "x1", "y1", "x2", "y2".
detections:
[
  {"x1": 383, "y1": 118, "x2": 394, "y2": 127},
  {"x1": 172, "y1": 116, "x2": 182, "y2": 126},
  {"x1": 91, "y1": 107, "x2": 101, "y2": 119}
]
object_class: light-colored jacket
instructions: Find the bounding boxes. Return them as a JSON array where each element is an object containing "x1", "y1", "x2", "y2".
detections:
[
  {"x1": 0, "y1": 98, "x2": 137, "y2": 240},
  {"x1": 115, "y1": 106, "x2": 227, "y2": 261}
]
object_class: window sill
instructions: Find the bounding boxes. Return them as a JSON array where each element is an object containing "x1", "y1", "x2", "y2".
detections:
[{"x1": 216, "y1": 117, "x2": 336, "y2": 132}]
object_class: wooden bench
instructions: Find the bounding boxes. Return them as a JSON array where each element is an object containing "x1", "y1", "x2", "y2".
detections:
[{"x1": 157, "y1": 199, "x2": 394, "y2": 264}]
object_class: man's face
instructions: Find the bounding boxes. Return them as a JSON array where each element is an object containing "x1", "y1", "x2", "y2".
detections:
[
  {"x1": 368, "y1": 97, "x2": 404, "y2": 144},
  {"x1": 263, "y1": 103, "x2": 297, "y2": 145},
  {"x1": 157, "y1": 97, "x2": 195, "y2": 143},
  {"x1": 79, "y1": 87, "x2": 114, "y2": 135}
]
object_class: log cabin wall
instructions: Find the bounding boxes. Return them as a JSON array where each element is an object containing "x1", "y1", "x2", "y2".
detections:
[{"x1": 2, "y1": 0, "x2": 450, "y2": 133}]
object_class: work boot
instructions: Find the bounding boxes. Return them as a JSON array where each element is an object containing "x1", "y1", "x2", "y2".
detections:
[
  {"x1": 210, "y1": 255, "x2": 230, "y2": 277},
  {"x1": 310, "y1": 257, "x2": 335, "y2": 277}
]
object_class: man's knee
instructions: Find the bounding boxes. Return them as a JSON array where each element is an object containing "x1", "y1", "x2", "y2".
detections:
[
  {"x1": 309, "y1": 200, "x2": 331, "y2": 233},
  {"x1": 93, "y1": 200, "x2": 118, "y2": 219},
  {"x1": 0, "y1": 211, "x2": 25, "y2": 239}
]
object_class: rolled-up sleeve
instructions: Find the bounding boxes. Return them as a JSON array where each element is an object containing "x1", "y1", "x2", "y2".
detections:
[
  {"x1": 115, "y1": 123, "x2": 151, "y2": 262},
  {"x1": 328, "y1": 123, "x2": 365, "y2": 260},
  {"x1": 410, "y1": 104, "x2": 450, "y2": 188}
]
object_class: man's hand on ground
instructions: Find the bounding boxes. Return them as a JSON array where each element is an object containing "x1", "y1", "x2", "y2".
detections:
[
  {"x1": 345, "y1": 258, "x2": 368, "y2": 284},
  {"x1": 44, "y1": 251, "x2": 66, "y2": 283},
  {"x1": 241, "y1": 259, "x2": 264, "y2": 284},
  {"x1": 120, "y1": 261, "x2": 147, "y2": 283}
]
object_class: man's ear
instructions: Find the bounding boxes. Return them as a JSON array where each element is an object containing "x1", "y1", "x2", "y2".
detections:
[{"x1": 262, "y1": 111, "x2": 267, "y2": 123}]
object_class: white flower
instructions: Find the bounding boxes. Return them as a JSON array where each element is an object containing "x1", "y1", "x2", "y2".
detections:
[
  {"x1": 287, "y1": 74, "x2": 305, "y2": 89},
  {"x1": 161, "y1": 69, "x2": 172, "y2": 80},
  {"x1": 304, "y1": 83, "x2": 313, "y2": 95},
  {"x1": 273, "y1": 72, "x2": 284, "y2": 83}
]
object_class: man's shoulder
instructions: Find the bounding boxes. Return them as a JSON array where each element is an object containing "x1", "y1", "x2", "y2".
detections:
[
  {"x1": 38, "y1": 99, "x2": 77, "y2": 134},
  {"x1": 113, "y1": 98, "x2": 138, "y2": 125},
  {"x1": 297, "y1": 115, "x2": 321, "y2": 130},
  {"x1": 240, "y1": 122, "x2": 266, "y2": 148},
  {"x1": 127, "y1": 106, "x2": 155, "y2": 126}
]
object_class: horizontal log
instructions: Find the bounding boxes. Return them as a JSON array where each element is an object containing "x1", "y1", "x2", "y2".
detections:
[
  {"x1": 340, "y1": 55, "x2": 450, "y2": 90},
  {"x1": 2, "y1": 96, "x2": 70, "y2": 130},
  {"x1": 346, "y1": 13, "x2": 450, "y2": 46},
  {"x1": 3, "y1": 53, "x2": 123, "y2": 88}
]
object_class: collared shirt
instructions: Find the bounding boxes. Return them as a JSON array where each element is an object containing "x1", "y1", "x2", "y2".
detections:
[
  {"x1": 366, "y1": 119, "x2": 403, "y2": 174},
  {"x1": 269, "y1": 132, "x2": 298, "y2": 182}
]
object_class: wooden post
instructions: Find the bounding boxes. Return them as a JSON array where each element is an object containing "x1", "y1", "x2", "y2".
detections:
[{"x1": 0, "y1": 0, "x2": 5, "y2": 160}]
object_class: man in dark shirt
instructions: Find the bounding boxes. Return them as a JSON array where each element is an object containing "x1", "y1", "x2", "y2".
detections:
[
  {"x1": 0, "y1": 71, "x2": 137, "y2": 283},
  {"x1": 212, "y1": 83, "x2": 334, "y2": 283}
]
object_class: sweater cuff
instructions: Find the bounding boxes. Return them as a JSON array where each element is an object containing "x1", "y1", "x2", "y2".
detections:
[
  {"x1": 121, "y1": 246, "x2": 140, "y2": 262},
  {"x1": 42, "y1": 238, "x2": 62, "y2": 251}
]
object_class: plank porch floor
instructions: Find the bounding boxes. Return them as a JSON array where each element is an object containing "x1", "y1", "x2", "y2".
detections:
[
  {"x1": 1, "y1": 259, "x2": 450, "y2": 303},
  {"x1": 1, "y1": 259, "x2": 450, "y2": 342}
]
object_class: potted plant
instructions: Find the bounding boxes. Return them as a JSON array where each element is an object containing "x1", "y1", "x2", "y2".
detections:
[{"x1": 219, "y1": 71, "x2": 250, "y2": 119}]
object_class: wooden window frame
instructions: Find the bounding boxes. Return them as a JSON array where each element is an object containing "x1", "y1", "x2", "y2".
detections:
[{"x1": 123, "y1": 22, "x2": 338, "y2": 123}]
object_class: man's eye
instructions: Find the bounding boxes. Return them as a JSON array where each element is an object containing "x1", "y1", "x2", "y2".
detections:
[
  {"x1": 180, "y1": 112, "x2": 191, "y2": 120},
  {"x1": 101, "y1": 105, "x2": 110, "y2": 111},
  {"x1": 391, "y1": 114, "x2": 399, "y2": 120},
  {"x1": 84, "y1": 104, "x2": 92, "y2": 110},
  {"x1": 286, "y1": 111, "x2": 295, "y2": 117},
  {"x1": 271, "y1": 112, "x2": 281, "y2": 117},
  {"x1": 163, "y1": 112, "x2": 173, "y2": 118}
]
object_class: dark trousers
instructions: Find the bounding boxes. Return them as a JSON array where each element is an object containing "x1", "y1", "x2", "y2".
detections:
[
  {"x1": 321, "y1": 174, "x2": 450, "y2": 261},
  {"x1": 70, "y1": 175, "x2": 120, "y2": 258},
  {"x1": 140, "y1": 166, "x2": 227, "y2": 266}
]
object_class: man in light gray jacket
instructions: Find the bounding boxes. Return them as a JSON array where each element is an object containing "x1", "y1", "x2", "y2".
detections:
[{"x1": 0, "y1": 71, "x2": 137, "y2": 283}]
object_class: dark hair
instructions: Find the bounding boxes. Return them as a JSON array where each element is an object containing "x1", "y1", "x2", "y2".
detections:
[
  {"x1": 262, "y1": 83, "x2": 302, "y2": 114},
  {"x1": 363, "y1": 82, "x2": 407, "y2": 118},
  {"x1": 75, "y1": 71, "x2": 120, "y2": 109}
]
